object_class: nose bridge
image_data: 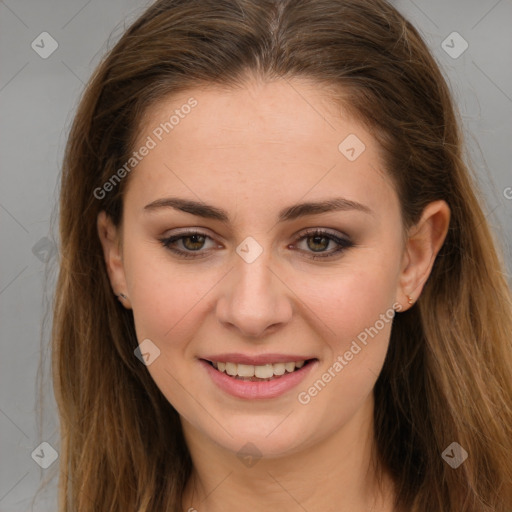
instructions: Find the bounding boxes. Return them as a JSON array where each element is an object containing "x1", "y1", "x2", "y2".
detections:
[
  {"x1": 236, "y1": 244, "x2": 273, "y2": 300},
  {"x1": 216, "y1": 235, "x2": 292, "y2": 337}
]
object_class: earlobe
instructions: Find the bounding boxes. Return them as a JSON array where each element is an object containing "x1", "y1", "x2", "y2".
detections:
[
  {"x1": 396, "y1": 200, "x2": 450, "y2": 310},
  {"x1": 97, "y1": 211, "x2": 131, "y2": 309}
]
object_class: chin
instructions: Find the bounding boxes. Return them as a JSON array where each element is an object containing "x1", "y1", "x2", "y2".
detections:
[{"x1": 190, "y1": 409, "x2": 327, "y2": 460}]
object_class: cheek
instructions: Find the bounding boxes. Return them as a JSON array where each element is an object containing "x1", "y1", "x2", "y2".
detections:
[
  {"x1": 121, "y1": 239, "x2": 185, "y2": 335},
  {"x1": 291, "y1": 250, "x2": 400, "y2": 404},
  {"x1": 127, "y1": 256, "x2": 214, "y2": 343},
  {"x1": 295, "y1": 271, "x2": 396, "y2": 422},
  {"x1": 298, "y1": 260, "x2": 399, "y2": 343}
]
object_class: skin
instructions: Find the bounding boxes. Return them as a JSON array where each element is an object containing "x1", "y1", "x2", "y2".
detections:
[{"x1": 98, "y1": 76, "x2": 450, "y2": 512}]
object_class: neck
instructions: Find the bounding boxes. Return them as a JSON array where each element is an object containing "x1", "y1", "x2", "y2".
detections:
[{"x1": 180, "y1": 393, "x2": 395, "y2": 512}]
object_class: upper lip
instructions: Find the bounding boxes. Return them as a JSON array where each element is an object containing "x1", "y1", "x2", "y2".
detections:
[{"x1": 201, "y1": 353, "x2": 317, "y2": 365}]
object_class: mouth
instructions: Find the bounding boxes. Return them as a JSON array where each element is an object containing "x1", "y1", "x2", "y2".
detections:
[{"x1": 202, "y1": 358, "x2": 318, "y2": 382}]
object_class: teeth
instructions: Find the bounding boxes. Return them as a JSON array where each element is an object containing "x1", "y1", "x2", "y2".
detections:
[
  {"x1": 212, "y1": 360, "x2": 307, "y2": 378},
  {"x1": 284, "y1": 362, "x2": 295, "y2": 373},
  {"x1": 237, "y1": 364, "x2": 255, "y2": 377},
  {"x1": 225, "y1": 362, "x2": 237, "y2": 376},
  {"x1": 254, "y1": 364, "x2": 274, "y2": 379},
  {"x1": 273, "y1": 363, "x2": 286, "y2": 376}
]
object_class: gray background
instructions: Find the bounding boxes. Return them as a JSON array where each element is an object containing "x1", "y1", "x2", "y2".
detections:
[{"x1": 1, "y1": 1, "x2": 511, "y2": 510}]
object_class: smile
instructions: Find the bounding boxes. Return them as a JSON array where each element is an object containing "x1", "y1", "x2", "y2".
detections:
[
  {"x1": 208, "y1": 360, "x2": 308, "y2": 381},
  {"x1": 200, "y1": 358, "x2": 318, "y2": 399}
]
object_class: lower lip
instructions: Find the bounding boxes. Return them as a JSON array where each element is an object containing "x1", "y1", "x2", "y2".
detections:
[{"x1": 200, "y1": 359, "x2": 318, "y2": 400}]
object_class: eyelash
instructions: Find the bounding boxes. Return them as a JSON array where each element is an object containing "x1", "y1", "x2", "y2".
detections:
[{"x1": 159, "y1": 228, "x2": 354, "y2": 261}]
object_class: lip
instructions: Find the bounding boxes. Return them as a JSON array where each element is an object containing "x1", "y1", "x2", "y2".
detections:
[
  {"x1": 200, "y1": 357, "x2": 319, "y2": 400},
  {"x1": 201, "y1": 353, "x2": 315, "y2": 365}
]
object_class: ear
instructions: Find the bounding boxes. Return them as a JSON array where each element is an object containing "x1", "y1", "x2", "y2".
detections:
[
  {"x1": 97, "y1": 210, "x2": 131, "y2": 309},
  {"x1": 396, "y1": 200, "x2": 450, "y2": 311}
]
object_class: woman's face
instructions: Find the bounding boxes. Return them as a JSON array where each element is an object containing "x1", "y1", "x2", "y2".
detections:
[{"x1": 101, "y1": 78, "x2": 412, "y2": 458}]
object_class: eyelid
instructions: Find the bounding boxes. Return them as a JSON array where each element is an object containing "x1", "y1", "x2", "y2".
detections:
[
  {"x1": 159, "y1": 227, "x2": 353, "y2": 260},
  {"x1": 293, "y1": 228, "x2": 353, "y2": 260},
  {"x1": 158, "y1": 229, "x2": 219, "y2": 259},
  {"x1": 296, "y1": 227, "x2": 351, "y2": 241}
]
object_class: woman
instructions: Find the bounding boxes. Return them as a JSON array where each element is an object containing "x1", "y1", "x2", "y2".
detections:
[{"x1": 52, "y1": 0, "x2": 512, "y2": 510}]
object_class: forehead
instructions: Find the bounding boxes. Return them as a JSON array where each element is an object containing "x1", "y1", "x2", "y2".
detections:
[
  {"x1": 137, "y1": 78, "x2": 353, "y2": 151},
  {"x1": 126, "y1": 78, "x2": 397, "y2": 221}
]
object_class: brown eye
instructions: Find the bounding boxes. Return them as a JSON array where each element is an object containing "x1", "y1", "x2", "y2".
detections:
[
  {"x1": 306, "y1": 234, "x2": 331, "y2": 252},
  {"x1": 295, "y1": 229, "x2": 354, "y2": 260},
  {"x1": 159, "y1": 231, "x2": 216, "y2": 259},
  {"x1": 181, "y1": 234, "x2": 207, "y2": 251}
]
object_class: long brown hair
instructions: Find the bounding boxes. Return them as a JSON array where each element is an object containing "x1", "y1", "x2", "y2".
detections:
[{"x1": 52, "y1": 0, "x2": 512, "y2": 510}]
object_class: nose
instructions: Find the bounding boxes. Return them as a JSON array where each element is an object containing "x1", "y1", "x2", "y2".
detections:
[{"x1": 215, "y1": 246, "x2": 293, "y2": 339}]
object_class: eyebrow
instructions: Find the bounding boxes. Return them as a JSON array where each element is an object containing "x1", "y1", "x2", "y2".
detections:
[
  {"x1": 280, "y1": 197, "x2": 374, "y2": 220},
  {"x1": 143, "y1": 196, "x2": 373, "y2": 222}
]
